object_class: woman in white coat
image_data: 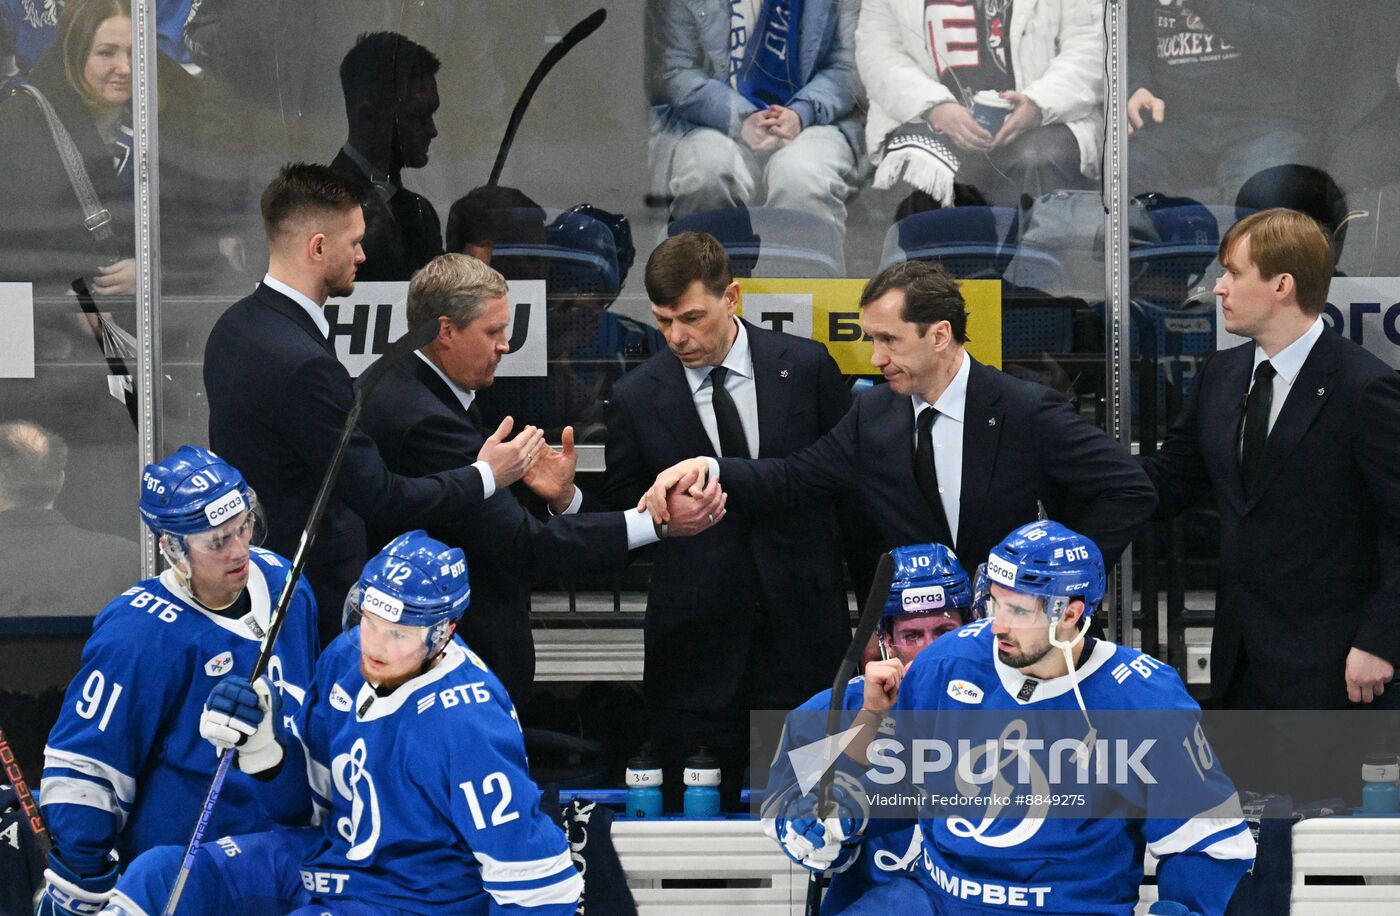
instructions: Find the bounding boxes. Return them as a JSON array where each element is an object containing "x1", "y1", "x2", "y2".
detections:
[{"x1": 855, "y1": 0, "x2": 1104, "y2": 211}]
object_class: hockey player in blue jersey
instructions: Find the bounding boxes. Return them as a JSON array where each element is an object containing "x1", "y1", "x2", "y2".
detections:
[
  {"x1": 765, "y1": 542, "x2": 974, "y2": 914},
  {"x1": 35, "y1": 446, "x2": 319, "y2": 916},
  {"x1": 101, "y1": 531, "x2": 581, "y2": 915},
  {"x1": 786, "y1": 521, "x2": 1255, "y2": 915}
]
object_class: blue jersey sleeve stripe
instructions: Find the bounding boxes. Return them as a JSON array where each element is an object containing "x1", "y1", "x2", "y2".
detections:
[
  {"x1": 484, "y1": 870, "x2": 583, "y2": 908},
  {"x1": 43, "y1": 746, "x2": 136, "y2": 803},
  {"x1": 481, "y1": 867, "x2": 580, "y2": 892},
  {"x1": 475, "y1": 848, "x2": 574, "y2": 884},
  {"x1": 38, "y1": 777, "x2": 128, "y2": 822}
]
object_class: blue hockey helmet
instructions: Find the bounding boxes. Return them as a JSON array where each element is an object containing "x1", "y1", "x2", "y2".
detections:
[
  {"x1": 883, "y1": 543, "x2": 973, "y2": 620},
  {"x1": 979, "y1": 521, "x2": 1105, "y2": 622},
  {"x1": 139, "y1": 445, "x2": 256, "y2": 536},
  {"x1": 345, "y1": 531, "x2": 471, "y2": 654}
]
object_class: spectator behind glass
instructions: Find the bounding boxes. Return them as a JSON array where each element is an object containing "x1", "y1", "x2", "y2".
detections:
[
  {"x1": 0, "y1": 0, "x2": 137, "y2": 300},
  {"x1": 647, "y1": 0, "x2": 863, "y2": 232},
  {"x1": 0, "y1": 0, "x2": 251, "y2": 300},
  {"x1": 1127, "y1": 0, "x2": 1329, "y2": 206},
  {"x1": 330, "y1": 31, "x2": 444, "y2": 282},
  {"x1": 475, "y1": 203, "x2": 666, "y2": 441},
  {"x1": 0, "y1": 0, "x2": 190, "y2": 75},
  {"x1": 0, "y1": 421, "x2": 134, "y2": 619},
  {"x1": 446, "y1": 184, "x2": 548, "y2": 265},
  {"x1": 856, "y1": 0, "x2": 1103, "y2": 212}
]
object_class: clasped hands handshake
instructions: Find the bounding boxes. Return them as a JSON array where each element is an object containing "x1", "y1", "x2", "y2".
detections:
[
  {"x1": 476, "y1": 425, "x2": 727, "y2": 538},
  {"x1": 637, "y1": 456, "x2": 727, "y2": 538}
]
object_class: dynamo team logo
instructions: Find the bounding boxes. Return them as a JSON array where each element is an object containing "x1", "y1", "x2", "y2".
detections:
[{"x1": 333, "y1": 737, "x2": 381, "y2": 861}]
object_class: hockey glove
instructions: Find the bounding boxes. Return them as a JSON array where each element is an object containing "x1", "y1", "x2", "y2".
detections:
[
  {"x1": 35, "y1": 852, "x2": 117, "y2": 916},
  {"x1": 763, "y1": 772, "x2": 869, "y2": 874},
  {"x1": 200, "y1": 675, "x2": 283, "y2": 774}
]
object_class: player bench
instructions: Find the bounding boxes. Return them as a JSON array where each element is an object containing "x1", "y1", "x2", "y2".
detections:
[{"x1": 612, "y1": 816, "x2": 1400, "y2": 915}]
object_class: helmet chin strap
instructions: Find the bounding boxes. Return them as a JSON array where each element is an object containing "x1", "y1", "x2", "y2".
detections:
[{"x1": 1046, "y1": 608, "x2": 1098, "y2": 771}]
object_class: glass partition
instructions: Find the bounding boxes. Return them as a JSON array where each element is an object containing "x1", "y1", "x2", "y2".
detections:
[
  {"x1": 1127, "y1": 0, "x2": 1400, "y2": 683},
  {"x1": 6, "y1": 0, "x2": 1395, "y2": 796},
  {"x1": 0, "y1": 0, "x2": 143, "y2": 783}
]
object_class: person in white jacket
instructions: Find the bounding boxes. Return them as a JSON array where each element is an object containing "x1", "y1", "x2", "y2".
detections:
[{"x1": 856, "y1": 0, "x2": 1103, "y2": 211}]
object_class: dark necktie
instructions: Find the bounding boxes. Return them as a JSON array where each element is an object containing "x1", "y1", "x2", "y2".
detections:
[
  {"x1": 1240, "y1": 359, "x2": 1276, "y2": 496},
  {"x1": 914, "y1": 406, "x2": 949, "y2": 531},
  {"x1": 465, "y1": 397, "x2": 484, "y2": 434},
  {"x1": 708, "y1": 366, "x2": 750, "y2": 458}
]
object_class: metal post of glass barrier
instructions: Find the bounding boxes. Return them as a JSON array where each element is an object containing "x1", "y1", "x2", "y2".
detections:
[
  {"x1": 1104, "y1": 0, "x2": 1133, "y2": 646},
  {"x1": 132, "y1": 0, "x2": 162, "y2": 578}
]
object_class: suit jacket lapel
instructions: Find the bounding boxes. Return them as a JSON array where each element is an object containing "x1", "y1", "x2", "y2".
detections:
[
  {"x1": 406, "y1": 355, "x2": 471, "y2": 421},
  {"x1": 1245, "y1": 330, "x2": 1340, "y2": 510},
  {"x1": 256, "y1": 284, "x2": 336, "y2": 358},
  {"x1": 747, "y1": 321, "x2": 791, "y2": 459},
  {"x1": 651, "y1": 355, "x2": 719, "y2": 458},
  {"x1": 957, "y1": 357, "x2": 1004, "y2": 556},
  {"x1": 1202, "y1": 347, "x2": 1252, "y2": 515}
]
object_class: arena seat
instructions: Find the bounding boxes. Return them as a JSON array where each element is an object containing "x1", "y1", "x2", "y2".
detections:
[{"x1": 667, "y1": 207, "x2": 846, "y2": 278}]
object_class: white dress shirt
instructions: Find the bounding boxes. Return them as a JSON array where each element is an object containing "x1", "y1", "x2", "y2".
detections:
[
  {"x1": 683, "y1": 318, "x2": 760, "y2": 460},
  {"x1": 263, "y1": 273, "x2": 329, "y2": 339},
  {"x1": 910, "y1": 350, "x2": 971, "y2": 544},
  {"x1": 1251, "y1": 316, "x2": 1326, "y2": 434}
]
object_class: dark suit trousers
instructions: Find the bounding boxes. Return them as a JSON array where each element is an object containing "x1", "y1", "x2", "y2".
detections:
[{"x1": 647, "y1": 586, "x2": 806, "y2": 813}]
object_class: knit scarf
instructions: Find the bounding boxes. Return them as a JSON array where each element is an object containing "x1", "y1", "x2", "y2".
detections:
[
  {"x1": 734, "y1": 0, "x2": 805, "y2": 109},
  {"x1": 874, "y1": 119, "x2": 962, "y2": 206}
]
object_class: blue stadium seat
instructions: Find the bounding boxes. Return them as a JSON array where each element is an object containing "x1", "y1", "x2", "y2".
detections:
[
  {"x1": 881, "y1": 207, "x2": 1072, "y2": 357},
  {"x1": 667, "y1": 206, "x2": 845, "y2": 278},
  {"x1": 1129, "y1": 203, "x2": 1244, "y2": 308}
]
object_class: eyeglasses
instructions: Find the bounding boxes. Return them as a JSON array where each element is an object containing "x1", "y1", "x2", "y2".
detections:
[{"x1": 184, "y1": 510, "x2": 256, "y2": 555}]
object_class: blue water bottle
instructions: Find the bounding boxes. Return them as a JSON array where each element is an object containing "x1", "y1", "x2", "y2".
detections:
[
  {"x1": 683, "y1": 747, "x2": 722, "y2": 818},
  {"x1": 1361, "y1": 752, "x2": 1399, "y2": 814},
  {"x1": 625, "y1": 746, "x2": 664, "y2": 818}
]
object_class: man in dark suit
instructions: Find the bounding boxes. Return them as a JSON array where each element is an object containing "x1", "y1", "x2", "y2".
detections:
[
  {"x1": 329, "y1": 32, "x2": 443, "y2": 281},
  {"x1": 644, "y1": 259, "x2": 1155, "y2": 598},
  {"x1": 204, "y1": 164, "x2": 544, "y2": 644},
  {"x1": 358, "y1": 253, "x2": 724, "y2": 704},
  {"x1": 603, "y1": 232, "x2": 857, "y2": 810},
  {"x1": 1142, "y1": 208, "x2": 1400, "y2": 710},
  {"x1": 0, "y1": 421, "x2": 134, "y2": 619}
]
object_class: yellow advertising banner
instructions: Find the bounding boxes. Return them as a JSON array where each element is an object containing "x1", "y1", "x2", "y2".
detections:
[{"x1": 737, "y1": 278, "x2": 1003, "y2": 373}]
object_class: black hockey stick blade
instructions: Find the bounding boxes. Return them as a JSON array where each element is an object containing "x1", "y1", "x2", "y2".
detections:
[
  {"x1": 72, "y1": 278, "x2": 138, "y2": 429},
  {"x1": 805, "y1": 550, "x2": 895, "y2": 916},
  {"x1": 488, "y1": 8, "x2": 606, "y2": 186},
  {"x1": 163, "y1": 318, "x2": 439, "y2": 915}
]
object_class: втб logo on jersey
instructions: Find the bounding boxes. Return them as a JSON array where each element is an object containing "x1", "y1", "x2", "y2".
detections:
[{"x1": 333, "y1": 737, "x2": 381, "y2": 860}]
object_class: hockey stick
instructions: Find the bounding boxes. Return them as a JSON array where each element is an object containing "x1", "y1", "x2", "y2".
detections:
[
  {"x1": 161, "y1": 318, "x2": 440, "y2": 916},
  {"x1": 0, "y1": 724, "x2": 51, "y2": 859},
  {"x1": 487, "y1": 8, "x2": 606, "y2": 187},
  {"x1": 72, "y1": 278, "x2": 139, "y2": 429},
  {"x1": 804, "y1": 550, "x2": 896, "y2": 916}
]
